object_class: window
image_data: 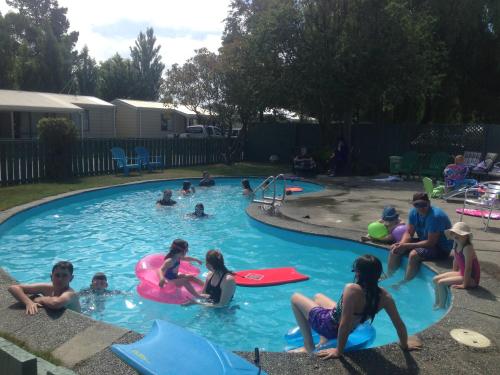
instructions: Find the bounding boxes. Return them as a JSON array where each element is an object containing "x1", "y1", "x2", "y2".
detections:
[
  {"x1": 83, "y1": 110, "x2": 90, "y2": 132},
  {"x1": 161, "y1": 113, "x2": 172, "y2": 131}
]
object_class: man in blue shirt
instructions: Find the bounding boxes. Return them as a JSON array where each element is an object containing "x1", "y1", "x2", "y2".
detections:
[{"x1": 388, "y1": 192, "x2": 453, "y2": 281}]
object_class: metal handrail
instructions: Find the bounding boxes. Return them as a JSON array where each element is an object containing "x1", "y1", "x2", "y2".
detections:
[{"x1": 252, "y1": 174, "x2": 288, "y2": 207}]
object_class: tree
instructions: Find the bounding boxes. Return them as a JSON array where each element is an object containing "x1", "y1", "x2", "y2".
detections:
[
  {"x1": 417, "y1": 0, "x2": 500, "y2": 123},
  {"x1": 74, "y1": 46, "x2": 98, "y2": 95},
  {"x1": 222, "y1": 0, "x2": 444, "y2": 144},
  {"x1": 97, "y1": 54, "x2": 135, "y2": 101},
  {"x1": 37, "y1": 117, "x2": 78, "y2": 180},
  {"x1": 4, "y1": 0, "x2": 78, "y2": 92},
  {"x1": 0, "y1": 13, "x2": 16, "y2": 88},
  {"x1": 130, "y1": 28, "x2": 165, "y2": 100}
]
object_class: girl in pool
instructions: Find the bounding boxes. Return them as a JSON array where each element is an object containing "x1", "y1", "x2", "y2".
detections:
[
  {"x1": 157, "y1": 239, "x2": 206, "y2": 299},
  {"x1": 181, "y1": 181, "x2": 196, "y2": 195},
  {"x1": 290, "y1": 254, "x2": 421, "y2": 358},
  {"x1": 361, "y1": 206, "x2": 406, "y2": 244},
  {"x1": 433, "y1": 222, "x2": 480, "y2": 309},
  {"x1": 185, "y1": 250, "x2": 236, "y2": 307},
  {"x1": 187, "y1": 203, "x2": 209, "y2": 218},
  {"x1": 242, "y1": 179, "x2": 253, "y2": 196}
]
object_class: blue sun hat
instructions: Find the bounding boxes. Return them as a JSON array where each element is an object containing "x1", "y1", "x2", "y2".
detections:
[{"x1": 381, "y1": 206, "x2": 399, "y2": 221}]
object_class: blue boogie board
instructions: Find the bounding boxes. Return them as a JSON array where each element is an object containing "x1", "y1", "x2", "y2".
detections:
[
  {"x1": 284, "y1": 321, "x2": 375, "y2": 352},
  {"x1": 112, "y1": 320, "x2": 267, "y2": 375}
]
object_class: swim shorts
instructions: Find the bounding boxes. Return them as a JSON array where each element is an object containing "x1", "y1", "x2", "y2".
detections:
[{"x1": 308, "y1": 306, "x2": 339, "y2": 339}]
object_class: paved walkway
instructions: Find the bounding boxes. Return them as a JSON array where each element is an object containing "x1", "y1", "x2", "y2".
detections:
[
  {"x1": 243, "y1": 175, "x2": 499, "y2": 374},
  {"x1": 0, "y1": 176, "x2": 498, "y2": 374}
]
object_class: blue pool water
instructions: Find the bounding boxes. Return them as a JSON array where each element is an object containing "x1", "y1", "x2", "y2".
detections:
[{"x1": 0, "y1": 178, "x2": 445, "y2": 351}]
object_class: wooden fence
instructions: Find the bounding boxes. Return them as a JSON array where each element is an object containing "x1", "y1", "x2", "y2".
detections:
[{"x1": 0, "y1": 137, "x2": 234, "y2": 185}]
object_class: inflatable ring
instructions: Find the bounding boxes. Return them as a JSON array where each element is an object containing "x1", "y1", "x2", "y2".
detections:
[
  {"x1": 135, "y1": 253, "x2": 202, "y2": 304},
  {"x1": 367, "y1": 221, "x2": 389, "y2": 239},
  {"x1": 285, "y1": 321, "x2": 375, "y2": 352},
  {"x1": 286, "y1": 186, "x2": 303, "y2": 193}
]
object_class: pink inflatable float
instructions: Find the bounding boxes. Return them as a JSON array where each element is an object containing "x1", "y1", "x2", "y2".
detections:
[{"x1": 135, "y1": 253, "x2": 203, "y2": 304}]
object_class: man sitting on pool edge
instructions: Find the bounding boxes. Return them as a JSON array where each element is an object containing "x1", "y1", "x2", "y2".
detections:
[
  {"x1": 388, "y1": 193, "x2": 453, "y2": 281},
  {"x1": 8, "y1": 261, "x2": 81, "y2": 315}
]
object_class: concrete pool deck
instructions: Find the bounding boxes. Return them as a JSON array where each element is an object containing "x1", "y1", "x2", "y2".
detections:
[{"x1": 0, "y1": 175, "x2": 498, "y2": 374}]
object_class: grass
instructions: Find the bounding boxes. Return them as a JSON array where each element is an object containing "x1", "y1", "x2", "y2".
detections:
[
  {"x1": 0, "y1": 331, "x2": 63, "y2": 366},
  {"x1": 0, "y1": 162, "x2": 290, "y2": 211}
]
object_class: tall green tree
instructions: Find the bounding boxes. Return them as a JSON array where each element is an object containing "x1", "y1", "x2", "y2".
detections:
[
  {"x1": 97, "y1": 54, "x2": 135, "y2": 101},
  {"x1": 4, "y1": 0, "x2": 78, "y2": 92},
  {"x1": 74, "y1": 45, "x2": 98, "y2": 95},
  {"x1": 0, "y1": 13, "x2": 16, "y2": 88},
  {"x1": 417, "y1": 0, "x2": 500, "y2": 123},
  {"x1": 222, "y1": 0, "x2": 444, "y2": 143},
  {"x1": 130, "y1": 28, "x2": 165, "y2": 100}
]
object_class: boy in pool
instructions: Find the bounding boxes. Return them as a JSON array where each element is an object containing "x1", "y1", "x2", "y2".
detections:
[
  {"x1": 199, "y1": 171, "x2": 215, "y2": 187},
  {"x1": 157, "y1": 189, "x2": 176, "y2": 206},
  {"x1": 79, "y1": 272, "x2": 124, "y2": 315},
  {"x1": 8, "y1": 261, "x2": 81, "y2": 315},
  {"x1": 79, "y1": 272, "x2": 111, "y2": 295}
]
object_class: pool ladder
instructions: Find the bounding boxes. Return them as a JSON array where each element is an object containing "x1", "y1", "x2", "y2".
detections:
[{"x1": 252, "y1": 174, "x2": 287, "y2": 208}]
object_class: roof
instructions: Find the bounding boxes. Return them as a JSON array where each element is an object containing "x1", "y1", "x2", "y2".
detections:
[
  {"x1": 0, "y1": 89, "x2": 113, "y2": 113},
  {"x1": 113, "y1": 99, "x2": 213, "y2": 117}
]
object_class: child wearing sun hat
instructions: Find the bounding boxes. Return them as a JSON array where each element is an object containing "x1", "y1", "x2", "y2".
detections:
[
  {"x1": 433, "y1": 222, "x2": 480, "y2": 309},
  {"x1": 361, "y1": 206, "x2": 407, "y2": 243}
]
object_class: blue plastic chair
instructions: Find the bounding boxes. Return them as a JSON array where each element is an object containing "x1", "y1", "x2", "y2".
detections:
[
  {"x1": 111, "y1": 147, "x2": 141, "y2": 176},
  {"x1": 134, "y1": 146, "x2": 164, "y2": 171}
]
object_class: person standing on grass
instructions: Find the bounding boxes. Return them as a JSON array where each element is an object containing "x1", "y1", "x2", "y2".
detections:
[
  {"x1": 8, "y1": 261, "x2": 81, "y2": 315},
  {"x1": 388, "y1": 193, "x2": 453, "y2": 281}
]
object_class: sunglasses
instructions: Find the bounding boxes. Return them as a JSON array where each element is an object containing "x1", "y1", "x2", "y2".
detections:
[
  {"x1": 413, "y1": 202, "x2": 429, "y2": 208},
  {"x1": 54, "y1": 272, "x2": 70, "y2": 279}
]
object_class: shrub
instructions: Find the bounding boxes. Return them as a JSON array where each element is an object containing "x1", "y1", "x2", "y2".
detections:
[{"x1": 37, "y1": 117, "x2": 78, "y2": 180}]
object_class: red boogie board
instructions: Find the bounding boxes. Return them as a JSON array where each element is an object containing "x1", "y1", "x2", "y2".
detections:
[{"x1": 235, "y1": 267, "x2": 309, "y2": 287}]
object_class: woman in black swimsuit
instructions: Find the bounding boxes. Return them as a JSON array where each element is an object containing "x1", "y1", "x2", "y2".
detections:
[{"x1": 188, "y1": 250, "x2": 236, "y2": 307}]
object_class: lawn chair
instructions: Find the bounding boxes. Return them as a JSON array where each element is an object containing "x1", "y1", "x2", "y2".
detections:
[
  {"x1": 422, "y1": 177, "x2": 444, "y2": 199},
  {"x1": 395, "y1": 151, "x2": 418, "y2": 179},
  {"x1": 488, "y1": 162, "x2": 500, "y2": 180},
  {"x1": 420, "y1": 152, "x2": 452, "y2": 179},
  {"x1": 471, "y1": 152, "x2": 498, "y2": 180},
  {"x1": 135, "y1": 146, "x2": 164, "y2": 172},
  {"x1": 463, "y1": 151, "x2": 482, "y2": 169},
  {"x1": 460, "y1": 181, "x2": 500, "y2": 231},
  {"x1": 111, "y1": 147, "x2": 141, "y2": 176}
]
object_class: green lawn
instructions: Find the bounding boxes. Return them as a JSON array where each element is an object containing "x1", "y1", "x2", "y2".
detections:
[{"x1": 0, "y1": 162, "x2": 290, "y2": 211}]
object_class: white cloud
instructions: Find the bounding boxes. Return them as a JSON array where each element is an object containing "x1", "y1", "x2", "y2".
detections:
[{"x1": 0, "y1": 0, "x2": 231, "y2": 66}]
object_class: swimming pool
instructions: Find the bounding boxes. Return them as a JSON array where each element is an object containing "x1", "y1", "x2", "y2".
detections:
[{"x1": 0, "y1": 178, "x2": 446, "y2": 351}]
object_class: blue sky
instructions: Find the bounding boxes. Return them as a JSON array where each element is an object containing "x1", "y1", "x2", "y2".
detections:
[{"x1": 0, "y1": 0, "x2": 231, "y2": 66}]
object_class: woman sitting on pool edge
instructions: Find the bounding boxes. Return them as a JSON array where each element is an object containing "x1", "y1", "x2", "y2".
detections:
[
  {"x1": 184, "y1": 250, "x2": 236, "y2": 307},
  {"x1": 290, "y1": 254, "x2": 421, "y2": 358}
]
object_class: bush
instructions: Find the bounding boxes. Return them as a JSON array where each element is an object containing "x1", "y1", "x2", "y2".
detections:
[{"x1": 37, "y1": 117, "x2": 78, "y2": 180}]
